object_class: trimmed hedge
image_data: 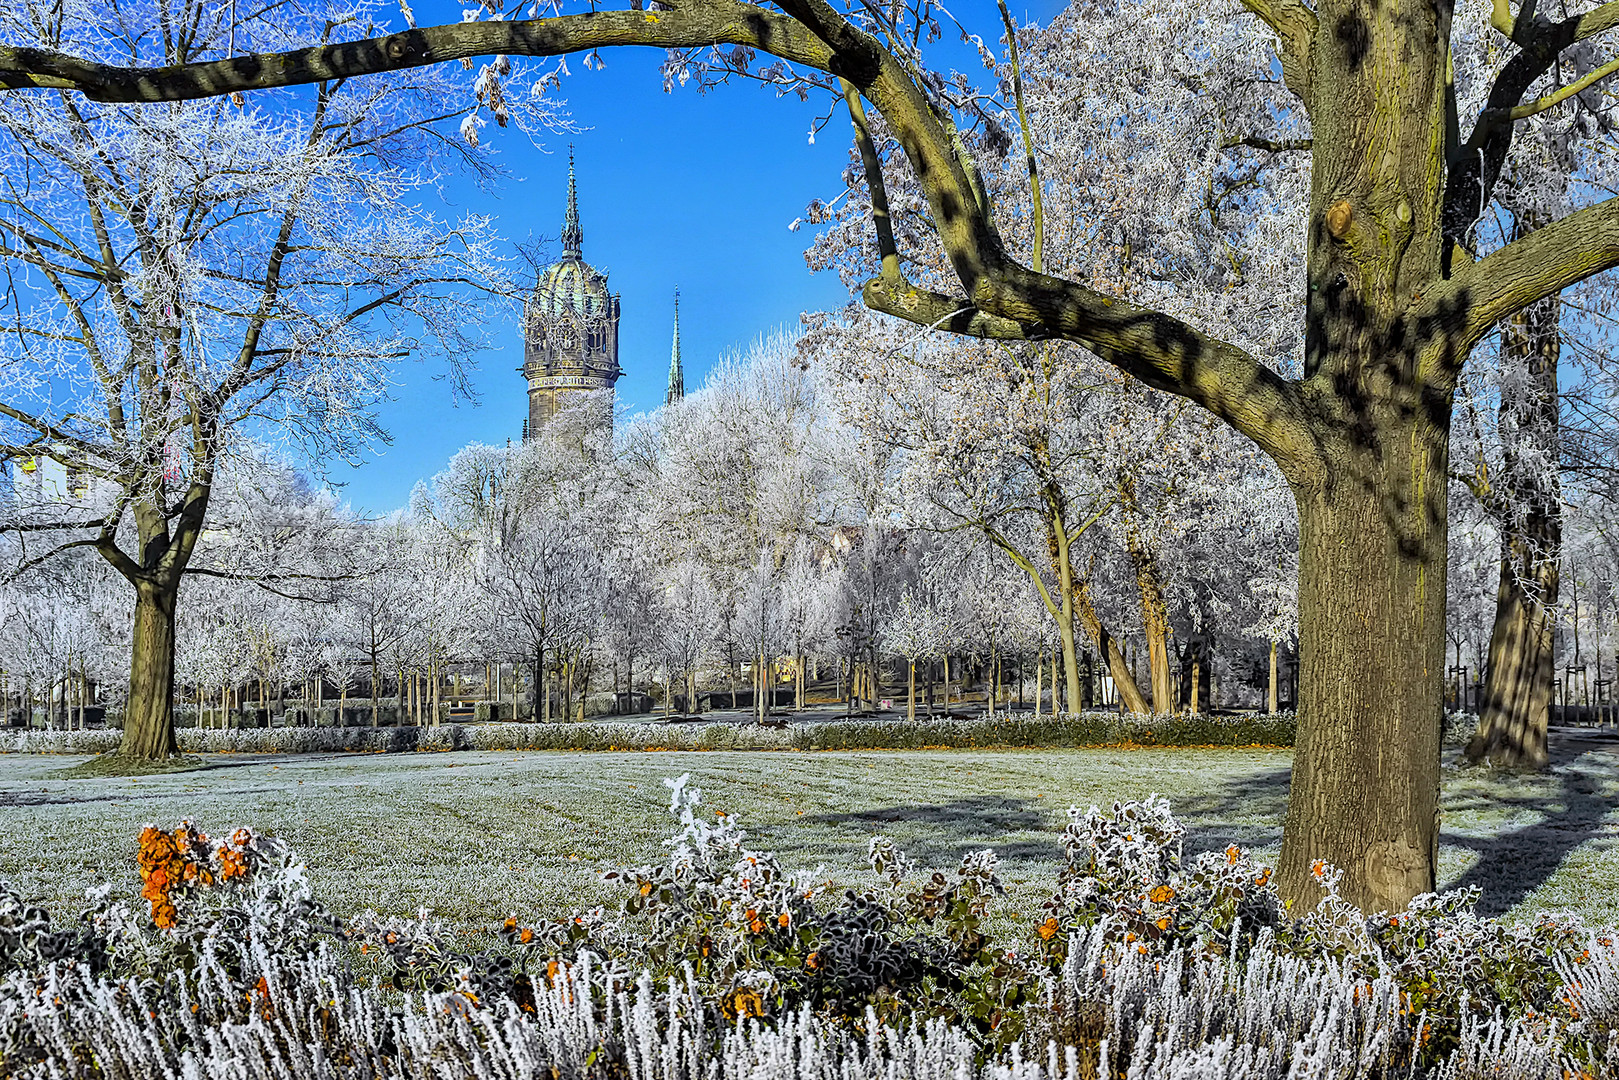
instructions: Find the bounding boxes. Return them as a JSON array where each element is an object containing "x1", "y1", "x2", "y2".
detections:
[
  {"x1": 455, "y1": 712, "x2": 1297, "y2": 752},
  {"x1": 0, "y1": 712, "x2": 1296, "y2": 756},
  {"x1": 0, "y1": 726, "x2": 415, "y2": 755}
]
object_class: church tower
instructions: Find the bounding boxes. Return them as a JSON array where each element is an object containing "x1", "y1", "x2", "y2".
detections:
[
  {"x1": 523, "y1": 151, "x2": 621, "y2": 434},
  {"x1": 665, "y1": 289, "x2": 685, "y2": 407}
]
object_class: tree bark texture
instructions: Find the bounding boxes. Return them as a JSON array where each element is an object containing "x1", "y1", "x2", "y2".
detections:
[
  {"x1": 1279, "y1": 452, "x2": 1447, "y2": 914},
  {"x1": 122, "y1": 582, "x2": 181, "y2": 759}
]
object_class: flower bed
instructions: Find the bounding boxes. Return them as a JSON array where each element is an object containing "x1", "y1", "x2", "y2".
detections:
[{"x1": 0, "y1": 778, "x2": 1605, "y2": 1078}]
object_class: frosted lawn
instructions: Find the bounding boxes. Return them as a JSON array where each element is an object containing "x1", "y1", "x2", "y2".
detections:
[{"x1": 2, "y1": 741, "x2": 1614, "y2": 931}]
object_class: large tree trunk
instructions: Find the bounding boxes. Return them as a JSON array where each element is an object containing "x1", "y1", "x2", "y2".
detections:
[
  {"x1": 1467, "y1": 293, "x2": 1562, "y2": 770},
  {"x1": 1279, "y1": 460, "x2": 1447, "y2": 915},
  {"x1": 1270, "y1": 0, "x2": 1454, "y2": 916},
  {"x1": 120, "y1": 581, "x2": 181, "y2": 759}
]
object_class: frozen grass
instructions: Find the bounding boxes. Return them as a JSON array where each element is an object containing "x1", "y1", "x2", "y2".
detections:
[{"x1": 3, "y1": 737, "x2": 1616, "y2": 934}]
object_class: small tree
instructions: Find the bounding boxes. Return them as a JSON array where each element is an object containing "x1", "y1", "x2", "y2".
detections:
[{"x1": 881, "y1": 588, "x2": 948, "y2": 721}]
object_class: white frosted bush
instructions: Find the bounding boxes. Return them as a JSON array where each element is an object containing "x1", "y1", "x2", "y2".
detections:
[{"x1": 0, "y1": 785, "x2": 1601, "y2": 1078}]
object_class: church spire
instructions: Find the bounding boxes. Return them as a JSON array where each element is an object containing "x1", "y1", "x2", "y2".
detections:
[
  {"x1": 665, "y1": 288, "x2": 685, "y2": 407},
  {"x1": 561, "y1": 146, "x2": 582, "y2": 258}
]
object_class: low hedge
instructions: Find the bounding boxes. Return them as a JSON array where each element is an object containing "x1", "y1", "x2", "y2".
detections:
[
  {"x1": 447, "y1": 712, "x2": 1297, "y2": 752},
  {"x1": 0, "y1": 712, "x2": 1295, "y2": 756}
]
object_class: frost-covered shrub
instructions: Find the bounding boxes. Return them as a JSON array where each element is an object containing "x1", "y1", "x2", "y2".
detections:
[
  {"x1": 488, "y1": 777, "x2": 1606, "y2": 1074},
  {"x1": 496, "y1": 775, "x2": 1024, "y2": 1036},
  {"x1": 458, "y1": 713, "x2": 1297, "y2": 754},
  {"x1": 90, "y1": 822, "x2": 341, "y2": 985},
  {"x1": 0, "y1": 787, "x2": 1609, "y2": 1078},
  {"x1": 1442, "y1": 710, "x2": 1481, "y2": 749},
  {"x1": 1034, "y1": 795, "x2": 1601, "y2": 1067},
  {"x1": 0, "y1": 881, "x2": 106, "y2": 976},
  {"x1": 475, "y1": 700, "x2": 515, "y2": 721},
  {"x1": 0, "y1": 712, "x2": 1298, "y2": 756},
  {"x1": 789, "y1": 713, "x2": 1297, "y2": 750},
  {"x1": 0, "y1": 728, "x2": 122, "y2": 754}
]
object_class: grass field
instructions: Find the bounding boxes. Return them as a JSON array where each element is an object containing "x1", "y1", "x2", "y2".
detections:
[{"x1": 4, "y1": 736, "x2": 1617, "y2": 933}]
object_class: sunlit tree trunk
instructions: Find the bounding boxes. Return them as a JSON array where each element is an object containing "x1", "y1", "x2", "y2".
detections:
[
  {"x1": 1073, "y1": 573, "x2": 1151, "y2": 715},
  {"x1": 1268, "y1": 640, "x2": 1280, "y2": 715},
  {"x1": 122, "y1": 582, "x2": 180, "y2": 758},
  {"x1": 907, "y1": 658, "x2": 916, "y2": 721}
]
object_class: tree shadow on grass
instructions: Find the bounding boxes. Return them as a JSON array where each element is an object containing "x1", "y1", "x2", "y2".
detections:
[
  {"x1": 794, "y1": 764, "x2": 1301, "y2": 872},
  {"x1": 1166, "y1": 765, "x2": 1293, "y2": 858},
  {"x1": 798, "y1": 797, "x2": 1057, "y2": 868},
  {"x1": 1443, "y1": 733, "x2": 1619, "y2": 917}
]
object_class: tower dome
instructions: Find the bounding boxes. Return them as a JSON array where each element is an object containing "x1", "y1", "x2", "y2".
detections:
[{"x1": 522, "y1": 150, "x2": 621, "y2": 434}]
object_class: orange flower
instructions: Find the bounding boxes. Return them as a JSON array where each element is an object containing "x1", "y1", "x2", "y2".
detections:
[
  {"x1": 1155, "y1": 917, "x2": 1171, "y2": 931},
  {"x1": 1124, "y1": 932, "x2": 1136, "y2": 943},
  {"x1": 1310, "y1": 860, "x2": 1327, "y2": 879},
  {"x1": 726, "y1": 989, "x2": 763, "y2": 1019},
  {"x1": 1038, "y1": 917, "x2": 1060, "y2": 941},
  {"x1": 805, "y1": 951, "x2": 820, "y2": 969},
  {"x1": 1149, "y1": 885, "x2": 1175, "y2": 904},
  {"x1": 778, "y1": 912, "x2": 790, "y2": 927},
  {"x1": 519, "y1": 928, "x2": 534, "y2": 944},
  {"x1": 1225, "y1": 845, "x2": 1239, "y2": 865}
]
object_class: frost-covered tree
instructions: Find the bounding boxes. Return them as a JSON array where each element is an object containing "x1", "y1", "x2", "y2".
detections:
[
  {"x1": 22, "y1": 0, "x2": 1619, "y2": 909},
  {"x1": 0, "y1": 0, "x2": 552, "y2": 760},
  {"x1": 882, "y1": 586, "x2": 948, "y2": 721}
]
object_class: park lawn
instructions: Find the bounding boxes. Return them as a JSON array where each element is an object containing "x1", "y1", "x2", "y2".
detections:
[{"x1": 1, "y1": 740, "x2": 1615, "y2": 934}]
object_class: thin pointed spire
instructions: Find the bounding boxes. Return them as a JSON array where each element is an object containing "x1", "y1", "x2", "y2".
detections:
[
  {"x1": 665, "y1": 288, "x2": 685, "y2": 407},
  {"x1": 561, "y1": 145, "x2": 582, "y2": 258}
]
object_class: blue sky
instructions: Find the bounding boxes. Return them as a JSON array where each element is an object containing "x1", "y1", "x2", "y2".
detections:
[{"x1": 323, "y1": 0, "x2": 1064, "y2": 512}]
